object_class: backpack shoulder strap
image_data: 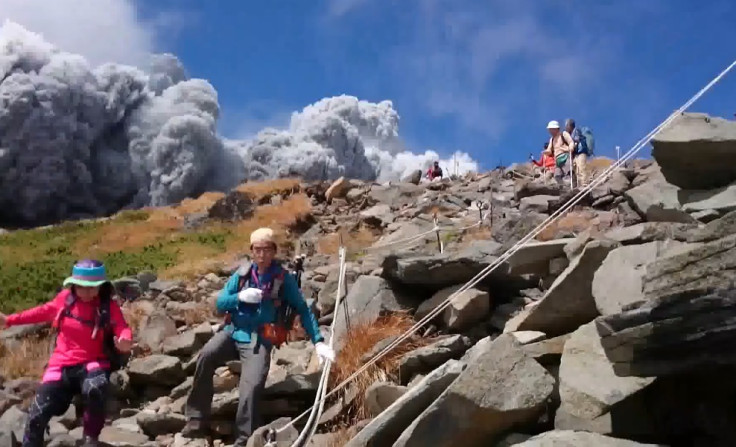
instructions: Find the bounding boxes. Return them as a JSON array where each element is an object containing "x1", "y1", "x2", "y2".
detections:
[
  {"x1": 52, "y1": 292, "x2": 76, "y2": 330},
  {"x1": 236, "y1": 261, "x2": 253, "y2": 291}
]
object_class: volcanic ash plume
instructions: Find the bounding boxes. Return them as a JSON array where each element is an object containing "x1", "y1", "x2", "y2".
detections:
[{"x1": 0, "y1": 20, "x2": 478, "y2": 228}]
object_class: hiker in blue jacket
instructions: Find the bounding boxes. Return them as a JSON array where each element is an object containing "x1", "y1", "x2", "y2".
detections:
[{"x1": 183, "y1": 227, "x2": 335, "y2": 446}]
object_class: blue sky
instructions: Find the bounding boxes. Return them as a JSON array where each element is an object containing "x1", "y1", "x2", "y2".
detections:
[{"x1": 5, "y1": 0, "x2": 736, "y2": 171}]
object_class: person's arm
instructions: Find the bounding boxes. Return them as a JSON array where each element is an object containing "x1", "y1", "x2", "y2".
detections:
[
  {"x1": 4, "y1": 293, "x2": 65, "y2": 327},
  {"x1": 108, "y1": 300, "x2": 133, "y2": 341},
  {"x1": 216, "y1": 272, "x2": 242, "y2": 314},
  {"x1": 281, "y1": 274, "x2": 324, "y2": 344},
  {"x1": 561, "y1": 131, "x2": 574, "y2": 152}
]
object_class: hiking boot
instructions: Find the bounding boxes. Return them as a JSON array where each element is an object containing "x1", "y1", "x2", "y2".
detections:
[
  {"x1": 81, "y1": 436, "x2": 100, "y2": 447},
  {"x1": 181, "y1": 419, "x2": 209, "y2": 438}
]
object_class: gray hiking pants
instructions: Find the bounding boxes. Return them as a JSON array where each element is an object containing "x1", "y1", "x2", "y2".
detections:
[{"x1": 185, "y1": 330, "x2": 271, "y2": 445}]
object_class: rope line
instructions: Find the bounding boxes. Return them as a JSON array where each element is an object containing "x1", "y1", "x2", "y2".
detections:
[{"x1": 272, "y1": 59, "x2": 736, "y2": 442}]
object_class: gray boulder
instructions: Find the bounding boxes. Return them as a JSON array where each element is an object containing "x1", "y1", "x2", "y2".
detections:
[
  {"x1": 393, "y1": 334, "x2": 555, "y2": 447},
  {"x1": 333, "y1": 276, "x2": 413, "y2": 351},
  {"x1": 345, "y1": 360, "x2": 464, "y2": 447},
  {"x1": 516, "y1": 240, "x2": 619, "y2": 337},
  {"x1": 414, "y1": 286, "x2": 490, "y2": 331},
  {"x1": 515, "y1": 430, "x2": 662, "y2": 446},
  {"x1": 555, "y1": 322, "x2": 656, "y2": 437},
  {"x1": 651, "y1": 112, "x2": 736, "y2": 190},
  {"x1": 592, "y1": 240, "x2": 697, "y2": 315},
  {"x1": 381, "y1": 241, "x2": 509, "y2": 289}
]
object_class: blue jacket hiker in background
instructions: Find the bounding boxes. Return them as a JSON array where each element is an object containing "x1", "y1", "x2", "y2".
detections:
[{"x1": 183, "y1": 227, "x2": 335, "y2": 446}]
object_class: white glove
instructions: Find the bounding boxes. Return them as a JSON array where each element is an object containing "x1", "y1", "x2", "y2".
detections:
[
  {"x1": 238, "y1": 288, "x2": 263, "y2": 304},
  {"x1": 315, "y1": 342, "x2": 336, "y2": 365}
]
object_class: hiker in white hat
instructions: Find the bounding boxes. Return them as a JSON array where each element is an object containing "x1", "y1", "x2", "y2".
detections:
[
  {"x1": 546, "y1": 120, "x2": 575, "y2": 184},
  {"x1": 183, "y1": 227, "x2": 333, "y2": 445}
]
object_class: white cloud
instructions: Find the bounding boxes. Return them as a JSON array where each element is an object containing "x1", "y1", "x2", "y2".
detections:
[{"x1": 0, "y1": 0, "x2": 167, "y2": 66}]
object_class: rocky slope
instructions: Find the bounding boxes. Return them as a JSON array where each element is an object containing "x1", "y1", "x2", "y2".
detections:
[{"x1": 0, "y1": 112, "x2": 735, "y2": 446}]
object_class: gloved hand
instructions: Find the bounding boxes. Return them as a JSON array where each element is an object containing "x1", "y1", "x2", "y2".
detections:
[
  {"x1": 315, "y1": 342, "x2": 336, "y2": 366},
  {"x1": 238, "y1": 288, "x2": 263, "y2": 304}
]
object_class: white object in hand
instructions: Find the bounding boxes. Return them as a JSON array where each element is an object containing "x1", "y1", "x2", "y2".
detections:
[
  {"x1": 315, "y1": 342, "x2": 336, "y2": 365},
  {"x1": 238, "y1": 288, "x2": 263, "y2": 304}
]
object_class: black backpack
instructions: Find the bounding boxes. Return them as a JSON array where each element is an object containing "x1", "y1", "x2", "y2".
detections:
[{"x1": 50, "y1": 283, "x2": 129, "y2": 372}]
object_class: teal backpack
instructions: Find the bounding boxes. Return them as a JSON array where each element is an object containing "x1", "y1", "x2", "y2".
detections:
[{"x1": 578, "y1": 127, "x2": 595, "y2": 156}]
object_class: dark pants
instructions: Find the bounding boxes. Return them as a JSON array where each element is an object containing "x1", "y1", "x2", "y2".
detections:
[
  {"x1": 185, "y1": 330, "x2": 271, "y2": 445},
  {"x1": 22, "y1": 365, "x2": 109, "y2": 447}
]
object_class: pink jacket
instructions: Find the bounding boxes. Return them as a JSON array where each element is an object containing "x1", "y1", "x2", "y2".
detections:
[{"x1": 6, "y1": 289, "x2": 132, "y2": 380}]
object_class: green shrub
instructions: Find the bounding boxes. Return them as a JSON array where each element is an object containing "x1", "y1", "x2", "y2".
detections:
[{"x1": 0, "y1": 226, "x2": 234, "y2": 313}]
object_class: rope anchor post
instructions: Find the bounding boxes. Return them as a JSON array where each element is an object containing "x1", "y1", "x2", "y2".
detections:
[{"x1": 433, "y1": 213, "x2": 443, "y2": 254}]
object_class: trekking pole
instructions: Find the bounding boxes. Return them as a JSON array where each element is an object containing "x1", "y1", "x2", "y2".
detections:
[{"x1": 476, "y1": 201, "x2": 484, "y2": 225}]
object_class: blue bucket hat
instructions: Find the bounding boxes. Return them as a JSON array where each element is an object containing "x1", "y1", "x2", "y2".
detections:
[{"x1": 63, "y1": 259, "x2": 110, "y2": 288}]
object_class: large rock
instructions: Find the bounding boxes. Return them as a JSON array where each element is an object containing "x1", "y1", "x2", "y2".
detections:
[
  {"x1": 643, "y1": 233, "x2": 736, "y2": 297},
  {"x1": 325, "y1": 176, "x2": 351, "y2": 201},
  {"x1": 397, "y1": 335, "x2": 472, "y2": 384},
  {"x1": 136, "y1": 410, "x2": 187, "y2": 437},
  {"x1": 681, "y1": 182, "x2": 736, "y2": 215},
  {"x1": 592, "y1": 240, "x2": 696, "y2": 315},
  {"x1": 624, "y1": 178, "x2": 695, "y2": 223},
  {"x1": 128, "y1": 355, "x2": 185, "y2": 387},
  {"x1": 393, "y1": 334, "x2": 555, "y2": 447},
  {"x1": 402, "y1": 170, "x2": 422, "y2": 185},
  {"x1": 414, "y1": 286, "x2": 490, "y2": 331},
  {"x1": 504, "y1": 238, "x2": 574, "y2": 276},
  {"x1": 596, "y1": 287, "x2": 736, "y2": 377},
  {"x1": 515, "y1": 430, "x2": 661, "y2": 446},
  {"x1": 345, "y1": 360, "x2": 464, "y2": 447},
  {"x1": 555, "y1": 322, "x2": 656, "y2": 437},
  {"x1": 603, "y1": 222, "x2": 692, "y2": 245},
  {"x1": 368, "y1": 183, "x2": 424, "y2": 209},
  {"x1": 651, "y1": 112, "x2": 736, "y2": 190},
  {"x1": 514, "y1": 180, "x2": 563, "y2": 200},
  {"x1": 519, "y1": 195, "x2": 557, "y2": 213},
  {"x1": 364, "y1": 382, "x2": 407, "y2": 417},
  {"x1": 137, "y1": 312, "x2": 178, "y2": 353},
  {"x1": 381, "y1": 240, "x2": 509, "y2": 289},
  {"x1": 516, "y1": 240, "x2": 619, "y2": 337},
  {"x1": 98, "y1": 426, "x2": 150, "y2": 447},
  {"x1": 333, "y1": 276, "x2": 412, "y2": 351}
]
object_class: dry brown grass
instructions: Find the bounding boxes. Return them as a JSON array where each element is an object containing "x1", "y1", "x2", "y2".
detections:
[
  {"x1": 234, "y1": 178, "x2": 301, "y2": 199},
  {"x1": 0, "y1": 332, "x2": 53, "y2": 380},
  {"x1": 460, "y1": 225, "x2": 492, "y2": 244},
  {"x1": 587, "y1": 156, "x2": 614, "y2": 171},
  {"x1": 317, "y1": 227, "x2": 379, "y2": 256},
  {"x1": 74, "y1": 211, "x2": 182, "y2": 254},
  {"x1": 330, "y1": 312, "x2": 428, "y2": 420},
  {"x1": 175, "y1": 192, "x2": 226, "y2": 215},
  {"x1": 536, "y1": 210, "x2": 602, "y2": 241}
]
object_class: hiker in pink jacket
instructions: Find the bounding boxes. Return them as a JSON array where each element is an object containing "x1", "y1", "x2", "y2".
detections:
[{"x1": 0, "y1": 260, "x2": 133, "y2": 447}]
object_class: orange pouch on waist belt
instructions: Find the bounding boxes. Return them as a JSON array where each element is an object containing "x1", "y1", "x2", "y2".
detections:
[{"x1": 260, "y1": 323, "x2": 288, "y2": 347}]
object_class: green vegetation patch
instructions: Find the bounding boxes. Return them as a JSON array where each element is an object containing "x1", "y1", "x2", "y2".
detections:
[{"x1": 0, "y1": 223, "x2": 233, "y2": 313}]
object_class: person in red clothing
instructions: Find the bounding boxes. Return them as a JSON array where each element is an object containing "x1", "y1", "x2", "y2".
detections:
[
  {"x1": 530, "y1": 142, "x2": 555, "y2": 180},
  {"x1": 426, "y1": 161, "x2": 443, "y2": 181},
  {"x1": 0, "y1": 259, "x2": 133, "y2": 447}
]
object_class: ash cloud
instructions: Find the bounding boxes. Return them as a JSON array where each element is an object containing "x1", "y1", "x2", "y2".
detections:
[{"x1": 0, "y1": 20, "x2": 478, "y2": 228}]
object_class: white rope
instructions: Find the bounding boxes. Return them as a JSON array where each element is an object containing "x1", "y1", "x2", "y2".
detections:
[
  {"x1": 280, "y1": 247, "x2": 347, "y2": 444},
  {"x1": 315, "y1": 59, "x2": 736, "y2": 406},
  {"x1": 274, "y1": 59, "x2": 736, "y2": 439}
]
